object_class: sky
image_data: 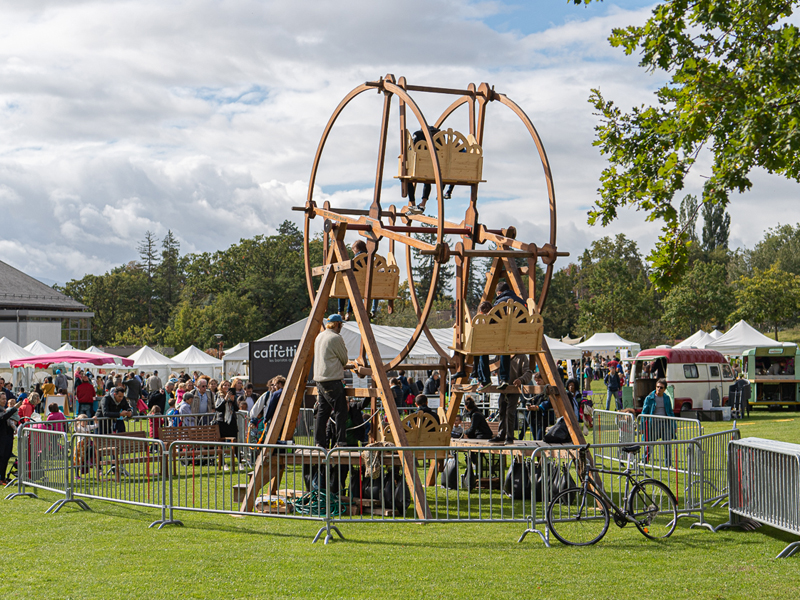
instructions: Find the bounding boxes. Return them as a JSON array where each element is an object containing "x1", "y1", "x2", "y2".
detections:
[{"x1": 0, "y1": 0, "x2": 795, "y2": 286}]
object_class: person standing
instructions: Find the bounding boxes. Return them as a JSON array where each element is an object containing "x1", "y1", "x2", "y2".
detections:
[
  {"x1": 147, "y1": 380, "x2": 174, "y2": 415},
  {"x1": 422, "y1": 372, "x2": 440, "y2": 397},
  {"x1": 191, "y1": 379, "x2": 214, "y2": 425},
  {"x1": 313, "y1": 314, "x2": 349, "y2": 448},
  {"x1": 75, "y1": 373, "x2": 97, "y2": 418},
  {"x1": 490, "y1": 354, "x2": 532, "y2": 445},
  {"x1": 604, "y1": 366, "x2": 622, "y2": 411},
  {"x1": 475, "y1": 282, "x2": 525, "y2": 392},
  {"x1": 54, "y1": 369, "x2": 70, "y2": 394},
  {"x1": 0, "y1": 395, "x2": 19, "y2": 484},
  {"x1": 123, "y1": 373, "x2": 142, "y2": 414},
  {"x1": 146, "y1": 371, "x2": 163, "y2": 395}
]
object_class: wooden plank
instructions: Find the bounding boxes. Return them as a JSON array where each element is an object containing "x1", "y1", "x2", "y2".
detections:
[
  {"x1": 306, "y1": 386, "x2": 381, "y2": 398},
  {"x1": 311, "y1": 260, "x2": 353, "y2": 276}
]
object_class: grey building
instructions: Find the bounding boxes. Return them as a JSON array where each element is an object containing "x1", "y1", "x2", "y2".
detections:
[{"x1": 0, "y1": 260, "x2": 93, "y2": 349}]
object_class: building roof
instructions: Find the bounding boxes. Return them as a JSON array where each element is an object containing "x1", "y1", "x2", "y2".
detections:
[{"x1": 0, "y1": 260, "x2": 88, "y2": 311}]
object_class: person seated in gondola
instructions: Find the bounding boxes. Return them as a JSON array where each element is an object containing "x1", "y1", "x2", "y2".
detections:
[{"x1": 406, "y1": 126, "x2": 455, "y2": 214}]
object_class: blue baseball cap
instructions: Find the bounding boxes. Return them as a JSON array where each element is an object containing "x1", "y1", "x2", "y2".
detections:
[{"x1": 327, "y1": 314, "x2": 343, "y2": 323}]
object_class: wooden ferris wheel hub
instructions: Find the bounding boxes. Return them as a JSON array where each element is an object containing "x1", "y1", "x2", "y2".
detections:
[{"x1": 240, "y1": 76, "x2": 585, "y2": 519}]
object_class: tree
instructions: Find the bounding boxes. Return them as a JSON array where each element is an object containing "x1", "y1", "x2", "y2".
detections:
[
  {"x1": 111, "y1": 324, "x2": 161, "y2": 347},
  {"x1": 137, "y1": 231, "x2": 160, "y2": 325},
  {"x1": 731, "y1": 265, "x2": 800, "y2": 339},
  {"x1": 154, "y1": 230, "x2": 183, "y2": 327},
  {"x1": 585, "y1": 0, "x2": 800, "y2": 289},
  {"x1": 748, "y1": 223, "x2": 800, "y2": 276},
  {"x1": 542, "y1": 265, "x2": 580, "y2": 339},
  {"x1": 662, "y1": 261, "x2": 734, "y2": 338},
  {"x1": 411, "y1": 230, "x2": 454, "y2": 302},
  {"x1": 701, "y1": 202, "x2": 730, "y2": 254},
  {"x1": 678, "y1": 195, "x2": 699, "y2": 245},
  {"x1": 576, "y1": 235, "x2": 657, "y2": 342}
]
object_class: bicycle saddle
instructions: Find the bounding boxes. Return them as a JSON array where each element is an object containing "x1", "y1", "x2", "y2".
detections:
[{"x1": 621, "y1": 445, "x2": 642, "y2": 454}]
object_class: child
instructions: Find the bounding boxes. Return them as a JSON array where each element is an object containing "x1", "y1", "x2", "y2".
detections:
[
  {"x1": 73, "y1": 415, "x2": 97, "y2": 476},
  {"x1": 176, "y1": 382, "x2": 186, "y2": 405},
  {"x1": 237, "y1": 400, "x2": 249, "y2": 412},
  {"x1": 451, "y1": 414, "x2": 464, "y2": 439},
  {"x1": 165, "y1": 398, "x2": 179, "y2": 427},
  {"x1": 148, "y1": 405, "x2": 162, "y2": 439},
  {"x1": 46, "y1": 402, "x2": 66, "y2": 432}
]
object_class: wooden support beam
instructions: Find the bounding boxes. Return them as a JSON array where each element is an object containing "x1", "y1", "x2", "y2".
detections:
[
  {"x1": 311, "y1": 260, "x2": 353, "y2": 276},
  {"x1": 305, "y1": 386, "x2": 382, "y2": 398},
  {"x1": 240, "y1": 227, "x2": 346, "y2": 513},
  {"x1": 334, "y1": 237, "x2": 432, "y2": 520}
]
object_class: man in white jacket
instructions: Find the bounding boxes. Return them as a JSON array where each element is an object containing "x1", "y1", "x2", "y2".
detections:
[{"x1": 313, "y1": 314, "x2": 349, "y2": 448}]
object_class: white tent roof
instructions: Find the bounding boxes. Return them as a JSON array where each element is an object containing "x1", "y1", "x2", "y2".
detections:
[
  {"x1": 576, "y1": 332, "x2": 641, "y2": 355},
  {"x1": 171, "y1": 345, "x2": 223, "y2": 369},
  {"x1": 128, "y1": 346, "x2": 179, "y2": 371},
  {"x1": 0, "y1": 337, "x2": 34, "y2": 368},
  {"x1": 674, "y1": 330, "x2": 715, "y2": 349},
  {"x1": 708, "y1": 329, "x2": 724, "y2": 339},
  {"x1": 24, "y1": 340, "x2": 56, "y2": 355},
  {"x1": 706, "y1": 320, "x2": 796, "y2": 355},
  {"x1": 545, "y1": 336, "x2": 583, "y2": 360},
  {"x1": 58, "y1": 343, "x2": 76, "y2": 351},
  {"x1": 223, "y1": 342, "x2": 248, "y2": 357}
]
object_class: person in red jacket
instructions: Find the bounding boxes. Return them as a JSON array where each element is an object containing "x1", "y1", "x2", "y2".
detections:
[{"x1": 75, "y1": 373, "x2": 97, "y2": 418}]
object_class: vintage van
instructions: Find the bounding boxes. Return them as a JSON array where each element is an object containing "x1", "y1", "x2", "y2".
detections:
[{"x1": 627, "y1": 348, "x2": 735, "y2": 415}]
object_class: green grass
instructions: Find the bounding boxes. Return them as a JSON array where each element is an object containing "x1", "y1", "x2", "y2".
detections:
[{"x1": 6, "y1": 400, "x2": 800, "y2": 599}]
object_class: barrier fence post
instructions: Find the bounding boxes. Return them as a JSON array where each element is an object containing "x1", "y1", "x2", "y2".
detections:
[{"x1": 5, "y1": 425, "x2": 36, "y2": 500}]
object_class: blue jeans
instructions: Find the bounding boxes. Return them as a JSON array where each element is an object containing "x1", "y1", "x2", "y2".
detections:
[
  {"x1": 338, "y1": 298, "x2": 379, "y2": 314},
  {"x1": 606, "y1": 388, "x2": 620, "y2": 411},
  {"x1": 476, "y1": 355, "x2": 510, "y2": 386},
  {"x1": 76, "y1": 403, "x2": 95, "y2": 418}
]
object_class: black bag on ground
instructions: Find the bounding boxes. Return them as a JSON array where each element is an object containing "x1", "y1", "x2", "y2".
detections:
[
  {"x1": 503, "y1": 458, "x2": 532, "y2": 500},
  {"x1": 383, "y1": 470, "x2": 412, "y2": 513},
  {"x1": 540, "y1": 462, "x2": 577, "y2": 503},
  {"x1": 461, "y1": 454, "x2": 477, "y2": 491},
  {"x1": 544, "y1": 416, "x2": 570, "y2": 444},
  {"x1": 349, "y1": 468, "x2": 383, "y2": 501},
  {"x1": 441, "y1": 455, "x2": 459, "y2": 490},
  {"x1": 303, "y1": 464, "x2": 342, "y2": 494}
]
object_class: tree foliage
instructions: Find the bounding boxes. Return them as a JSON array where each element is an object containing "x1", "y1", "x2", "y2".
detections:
[
  {"x1": 662, "y1": 261, "x2": 733, "y2": 337},
  {"x1": 586, "y1": 0, "x2": 800, "y2": 289},
  {"x1": 731, "y1": 264, "x2": 800, "y2": 339}
]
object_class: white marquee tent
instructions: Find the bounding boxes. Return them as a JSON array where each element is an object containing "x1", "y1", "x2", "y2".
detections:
[
  {"x1": 127, "y1": 346, "x2": 179, "y2": 376},
  {"x1": 545, "y1": 336, "x2": 583, "y2": 360},
  {"x1": 706, "y1": 320, "x2": 796, "y2": 356},
  {"x1": 171, "y1": 345, "x2": 223, "y2": 377},
  {"x1": 0, "y1": 337, "x2": 35, "y2": 387},
  {"x1": 576, "y1": 332, "x2": 641, "y2": 355},
  {"x1": 674, "y1": 330, "x2": 716, "y2": 349},
  {"x1": 708, "y1": 329, "x2": 724, "y2": 340},
  {"x1": 25, "y1": 340, "x2": 55, "y2": 355},
  {"x1": 221, "y1": 342, "x2": 249, "y2": 378}
]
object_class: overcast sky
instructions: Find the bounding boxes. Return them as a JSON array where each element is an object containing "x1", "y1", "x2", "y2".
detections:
[{"x1": 1, "y1": 0, "x2": 795, "y2": 285}]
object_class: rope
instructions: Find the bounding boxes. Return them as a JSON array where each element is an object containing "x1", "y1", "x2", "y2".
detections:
[{"x1": 290, "y1": 490, "x2": 350, "y2": 517}]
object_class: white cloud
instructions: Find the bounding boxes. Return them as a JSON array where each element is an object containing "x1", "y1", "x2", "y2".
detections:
[{"x1": 0, "y1": 1, "x2": 792, "y2": 286}]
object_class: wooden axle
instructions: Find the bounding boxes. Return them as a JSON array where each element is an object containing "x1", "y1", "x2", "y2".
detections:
[{"x1": 365, "y1": 80, "x2": 492, "y2": 98}]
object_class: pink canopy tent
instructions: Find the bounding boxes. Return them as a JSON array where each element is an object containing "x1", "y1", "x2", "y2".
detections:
[{"x1": 10, "y1": 350, "x2": 134, "y2": 369}]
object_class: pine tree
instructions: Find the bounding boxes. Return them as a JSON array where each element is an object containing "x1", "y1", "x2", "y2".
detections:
[
  {"x1": 137, "y1": 231, "x2": 160, "y2": 325},
  {"x1": 701, "y1": 203, "x2": 731, "y2": 253},
  {"x1": 411, "y1": 230, "x2": 454, "y2": 303}
]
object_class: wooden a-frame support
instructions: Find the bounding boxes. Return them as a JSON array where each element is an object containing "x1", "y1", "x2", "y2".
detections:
[{"x1": 241, "y1": 224, "x2": 431, "y2": 519}]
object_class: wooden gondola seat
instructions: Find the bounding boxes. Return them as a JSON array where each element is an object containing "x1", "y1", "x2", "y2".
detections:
[
  {"x1": 397, "y1": 128, "x2": 483, "y2": 184},
  {"x1": 452, "y1": 298, "x2": 544, "y2": 356},
  {"x1": 330, "y1": 252, "x2": 400, "y2": 300},
  {"x1": 379, "y1": 411, "x2": 451, "y2": 458}
]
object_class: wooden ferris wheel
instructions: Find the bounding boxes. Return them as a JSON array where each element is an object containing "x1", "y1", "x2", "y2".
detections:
[{"x1": 242, "y1": 75, "x2": 584, "y2": 518}]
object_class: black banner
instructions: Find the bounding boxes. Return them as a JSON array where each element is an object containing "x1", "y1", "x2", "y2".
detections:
[{"x1": 249, "y1": 340, "x2": 301, "y2": 388}]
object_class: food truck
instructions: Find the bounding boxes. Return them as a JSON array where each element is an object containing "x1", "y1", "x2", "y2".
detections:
[
  {"x1": 742, "y1": 345, "x2": 800, "y2": 409},
  {"x1": 627, "y1": 348, "x2": 735, "y2": 415}
]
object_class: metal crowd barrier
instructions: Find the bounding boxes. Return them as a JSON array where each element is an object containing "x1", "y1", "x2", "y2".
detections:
[
  {"x1": 6, "y1": 426, "x2": 740, "y2": 546},
  {"x1": 5, "y1": 424, "x2": 89, "y2": 514},
  {"x1": 691, "y1": 428, "x2": 740, "y2": 507},
  {"x1": 718, "y1": 438, "x2": 800, "y2": 558},
  {"x1": 637, "y1": 413, "x2": 703, "y2": 475},
  {"x1": 592, "y1": 409, "x2": 636, "y2": 463}
]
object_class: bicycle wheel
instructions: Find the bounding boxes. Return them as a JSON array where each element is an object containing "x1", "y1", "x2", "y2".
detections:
[
  {"x1": 547, "y1": 487, "x2": 609, "y2": 546},
  {"x1": 627, "y1": 479, "x2": 678, "y2": 540}
]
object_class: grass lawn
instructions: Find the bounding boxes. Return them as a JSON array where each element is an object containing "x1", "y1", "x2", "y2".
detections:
[{"x1": 5, "y1": 393, "x2": 800, "y2": 599}]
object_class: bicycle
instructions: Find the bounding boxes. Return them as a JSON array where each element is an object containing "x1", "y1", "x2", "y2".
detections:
[{"x1": 546, "y1": 444, "x2": 678, "y2": 546}]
